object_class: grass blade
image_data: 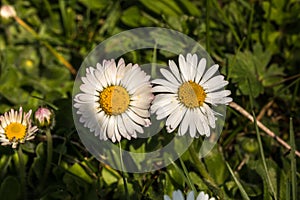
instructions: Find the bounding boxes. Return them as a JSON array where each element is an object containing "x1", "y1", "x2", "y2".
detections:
[
  {"x1": 179, "y1": 157, "x2": 197, "y2": 195},
  {"x1": 225, "y1": 161, "x2": 250, "y2": 200},
  {"x1": 169, "y1": 158, "x2": 196, "y2": 194},
  {"x1": 252, "y1": 111, "x2": 277, "y2": 200}
]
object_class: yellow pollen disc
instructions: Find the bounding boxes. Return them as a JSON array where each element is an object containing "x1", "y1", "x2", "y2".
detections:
[
  {"x1": 99, "y1": 85, "x2": 130, "y2": 115},
  {"x1": 5, "y1": 123, "x2": 26, "y2": 141},
  {"x1": 178, "y1": 81, "x2": 206, "y2": 108}
]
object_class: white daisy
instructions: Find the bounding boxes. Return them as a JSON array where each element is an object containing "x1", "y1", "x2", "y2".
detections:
[
  {"x1": 0, "y1": 107, "x2": 38, "y2": 148},
  {"x1": 0, "y1": 5, "x2": 16, "y2": 19},
  {"x1": 74, "y1": 58, "x2": 153, "y2": 142},
  {"x1": 151, "y1": 53, "x2": 232, "y2": 137},
  {"x1": 164, "y1": 190, "x2": 216, "y2": 200}
]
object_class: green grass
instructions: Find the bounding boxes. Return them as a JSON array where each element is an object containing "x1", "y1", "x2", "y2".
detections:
[{"x1": 0, "y1": 0, "x2": 299, "y2": 199}]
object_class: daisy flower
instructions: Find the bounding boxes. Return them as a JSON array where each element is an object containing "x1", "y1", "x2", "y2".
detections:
[
  {"x1": 0, "y1": 107, "x2": 38, "y2": 148},
  {"x1": 34, "y1": 107, "x2": 55, "y2": 130},
  {"x1": 0, "y1": 5, "x2": 16, "y2": 19},
  {"x1": 151, "y1": 53, "x2": 232, "y2": 137},
  {"x1": 164, "y1": 190, "x2": 216, "y2": 200},
  {"x1": 74, "y1": 58, "x2": 153, "y2": 142}
]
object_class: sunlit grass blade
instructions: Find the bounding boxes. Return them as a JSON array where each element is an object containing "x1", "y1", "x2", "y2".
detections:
[
  {"x1": 252, "y1": 111, "x2": 277, "y2": 200},
  {"x1": 13, "y1": 16, "x2": 76, "y2": 75},
  {"x1": 248, "y1": 78, "x2": 276, "y2": 199},
  {"x1": 151, "y1": 43, "x2": 157, "y2": 78},
  {"x1": 179, "y1": 157, "x2": 197, "y2": 195},
  {"x1": 169, "y1": 158, "x2": 196, "y2": 195},
  {"x1": 290, "y1": 118, "x2": 297, "y2": 200},
  {"x1": 225, "y1": 161, "x2": 250, "y2": 200}
]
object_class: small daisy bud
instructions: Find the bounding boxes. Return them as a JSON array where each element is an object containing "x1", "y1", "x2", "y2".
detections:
[
  {"x1": 0, "y1": 5, "x2": 16, "y2": 19},
  {"x1": 34, "y1": 107, "x2": 55, "y2": 130}
]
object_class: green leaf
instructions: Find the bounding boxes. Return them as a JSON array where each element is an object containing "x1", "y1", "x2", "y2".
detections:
[
  {"x1": 102, "y1": 167, "x2": 119, "y2": 185},
  {"x1": 0, "y1": 176, "x2": 21, "y2": 200},
  {"x1": 204, "y1": 147, "x2": 229, "y2": 185},
  {"x1": 189, "y1": 171, "x2": 207, "y2": 189},
  {"x1": 29, "y1": 142, "x2": 46, "y2": 182},
  {"x1": 79, "y1": 0, "x2": 109, "y2": 10},
  {"x1": 140, "y1": 0, "x2": 180, "y2": 16},
  {"x1": 178, "y1": 0, "x2": 201, "y2": 17},
  {"x1": 121, "y1": 6, "x2": 153, "y2": 27},
  {"x1": 68, "y1": 163, "x2": 93, "y2": 184},
  {"x1": 227, "y1": 43, "x2": 276, "y2": 97},
  {"x1": 248, "y1": 159, "x2": 287, "y2": 200}
]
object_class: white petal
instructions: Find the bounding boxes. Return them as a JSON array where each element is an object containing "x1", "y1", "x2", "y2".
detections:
[
  {"x1": 205, "y1": 80, "x2": 229, "y2": 93},
  {"x1": 173, "y1": 190, "x2": 185, "y2": 200},
  {"x1": 117, "y1": 115, "x2": 130, "y2": 140},
  {"x1": 131, "y1": 107, "x2": 150, "y2": 118},
  {"x1": 103, "y1": 60, "x2": 114, "y2": 86},
  {"x1": 187, "y1": 191, "x2": 195, "y2": 200},
  {"x1": 107, "y1": 117, "x2": 115, "y2": 142},
  {"x1": 152, "y1": 79, "x2": 178, "y2": 90},
  {"x1": 200, "y1": 64, "x2": 219, "y2": 84},
  {"x1": 207, "y1": 90, "x2": 231, "y2": 99},
  {"x1": 202, "y1": 103, "x2": 216, "y2": 128},
  {"x1": 194, "y1": 109, "x2": 205, "y2": 136},
  {"x1": 131, "y1": 84, "x2": 152, "y2": 97},
  {"x1": 160, "y1": 68, "x2": 180, "y2": 85},
  {"x1": 196, "y1": 192, "x2": 209, "y2": 200},
  {"x1": 126, "y1": 109, "x2": 148, "y2": 126},
  {"x1": 74, "y1": 93, "x2": 97, "y2": 103},
  {"x1": 94, "y1": 68, "x2": 108, "y2": 88},
  {"x1": 169, "y1": 60, "x2": 182, "y2": 82},
  {"x1": 163, "y1": 195, "x2": 171, "y2": 200},
  {"x1": 186, "y1": 53, "x2": 198, "y2": 81},
  {"x1": 80, "y1": 83, "x2": 96, "y2": 95},
  {"x1": 201, "y1": 75, "x2": 224, "y2": 90},
  {"x1": 189, "y1": 110, "x2": 196, "y2": 138},
  {"x1": 114, "y1": 122, "x2": 121, "y2": 142},
  {"x1": 124, "y1": 112, "x2": 144, "y2": 134},
  {"x1": 121, "y1": 65, "x2": 141, "y2": 88},
  {"x1": 165, "y1": 105, "x2": 186, "y2": 133},
  {"x1": 130, "y1": 100, "x2": 151, "y2": 110},
  {"x1": 151, "y1": 95, "x2": 177, "y2": 113},
  {"x1": 179, "y1": 54, "x2": 189, "y2": 82},
  {"x1": 179, "y1": 109, "x2": 191, "y2": 136},
  {"x1": 195, "y1": 58, "x2": 206, "y2": 83},
  {"x1": 152, "y1": 85, "x2": 177, "y2": 93},
  {"x1": 156, "y1": 101, "x2": 179, "y2": 120}
]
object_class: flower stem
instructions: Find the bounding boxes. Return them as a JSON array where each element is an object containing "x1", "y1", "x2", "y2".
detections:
[
  {"x1": 17, "y1": 147, "x2": 27, "y2": 199},
  {"x1": 39, "y1": 129, "x2": 53, "y2": 191},
  {"x1": 45, "y1": 129, "x2": 53, "y2": 181},
  {"x1": 188, "y1": 145, "x2": 223, "y2": 199},
  {"x1": 119, "y1": 141, "x2": 129, "y2": 200}
]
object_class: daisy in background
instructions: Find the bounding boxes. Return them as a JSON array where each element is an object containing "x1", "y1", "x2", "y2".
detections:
[
  {"x1": 151, "y1": 53, "x2": 232, "y2": 137},
  {"x1": 0, "y1": 107, "x2": 38, "y2": 148},
  {"x1": 74, "y1": 58, "x2": 153, "y2": 143},
  {"x1": 164, "y1": 190, "x2": 216, "y2": 200},
  {"x1": 0, "y1": 5, "x2": 16, "y2": 19}
]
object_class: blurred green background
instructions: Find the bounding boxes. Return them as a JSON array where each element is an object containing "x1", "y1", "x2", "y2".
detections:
[{"x1": 0, "y1": 0, "x2": 299, "y2": 199}]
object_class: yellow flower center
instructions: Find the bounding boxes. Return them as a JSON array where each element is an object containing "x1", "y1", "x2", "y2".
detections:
[
  {"x1": 99, "y1": 85, "x2": 130, "y2": 115},
  {"x1": 5, "y1": 123, "x2": 26, "y2": 141},
  {"x1": 178, "y1": 81, "x2": 206, "y2": 108}
]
